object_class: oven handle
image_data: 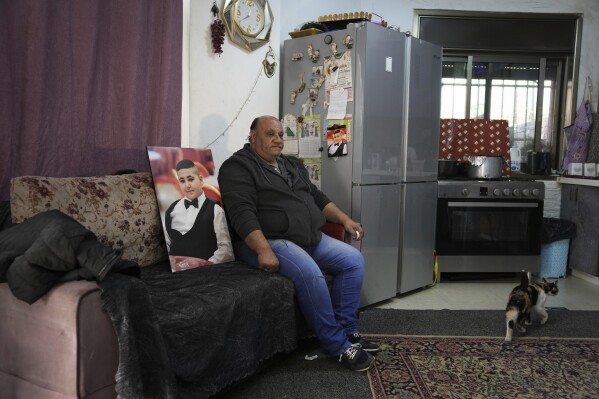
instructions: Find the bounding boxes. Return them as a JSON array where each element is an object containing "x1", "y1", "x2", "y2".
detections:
[{"x1": 448, "y1": 201, "x2": 539, "y2": 208}]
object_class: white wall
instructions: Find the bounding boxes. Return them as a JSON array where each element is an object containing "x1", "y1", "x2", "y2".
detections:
[
  {"x1": 187, "y1": 0, "x2": 599, "y2": 166},
  {"x1": 187, "y1": 0, "x2": 281, "y2": 168}
]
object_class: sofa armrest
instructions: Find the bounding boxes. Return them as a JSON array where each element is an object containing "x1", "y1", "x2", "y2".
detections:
[
  {"x1": 322, "y1": 222, "x2": 345, "y2": 241},
  {"x1": 0, "y1": 281, "x2": 118, "y2": 399}
]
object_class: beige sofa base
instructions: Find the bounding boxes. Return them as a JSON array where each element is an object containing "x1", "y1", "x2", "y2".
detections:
[{"x1": 0, "y1": 281, "x2": 119, "y2": 399}]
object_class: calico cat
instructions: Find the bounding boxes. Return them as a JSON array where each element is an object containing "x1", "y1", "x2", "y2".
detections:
[{"x1": 504, "y1": 271, "x2": 559, "y2": 341}]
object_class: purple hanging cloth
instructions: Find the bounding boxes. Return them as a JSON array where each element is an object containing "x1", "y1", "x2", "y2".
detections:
[{"x1": 562, "y1": 78, "x2": 593, "y2": 171}]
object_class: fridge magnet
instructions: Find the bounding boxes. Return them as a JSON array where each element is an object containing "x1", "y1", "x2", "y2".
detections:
[
  {"x1": 311, "y1": 66, "x2": 325, "y2": 89},
  {"x1": 326, "y1": 115, "x2": 353, "y2": 143},
  {"x1": 307, "y1": 44, "x2": 320, "y2": 63},
  {"x1": 290, "y1": 90, "x2": 298, "y2": 104},
  {"x1": 262, "y1": 46, "x2": 276, "y2": 78},
  {"x1": 324, "y1": 50, "x2": 353, "y2": 103},
  {"x1": 342, "y1": 35, "x2": 353, "y2": 49},
  {"x1": 281, "y1": 114, "x2": 298, "y2": 138},
  {"x1": 326, "y1": 124, "x2": 348, "y2": 157},
  {"x1": 300, "y1": 157, "x2": 322, "y2": 189},
  {"x1": 282, "y1": 138, "x2": 299, "y2": 155},
  {"x1": 300, "y1": 115, "x2": 321, "y2": 139},
  {"x1": 301, "y1": 97, "x2": 317, "y2": 117},
  {"x1": 291, "y1": 52, "x2": 303, "y2": 61},
  {"x1": 330, "y1": 42, "x2": 340, "y2": 58},
  {"x1": 296, "y1": 72, "x2": 306, "y2": 93},
  {"x1": 299, "y1": 115, "x2": 322, "y2": 158},
  {"x1": 309, "y1": 88, "x2": 319, "y2": 102},
  {"x1": 324, "y1": 34, "x2": 333, "y2": 45}
]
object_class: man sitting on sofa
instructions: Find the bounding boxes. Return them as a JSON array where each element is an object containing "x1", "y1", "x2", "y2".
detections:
[{"x1": 218, "y1": 115, "x2": 380, "y2": 372}]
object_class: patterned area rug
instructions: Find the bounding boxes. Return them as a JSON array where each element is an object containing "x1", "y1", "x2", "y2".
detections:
[{"x1": 367, "y1": 335, "x2": 599, "y2": 399}]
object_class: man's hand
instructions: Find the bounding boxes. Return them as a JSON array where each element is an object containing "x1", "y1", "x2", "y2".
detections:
[
  {"x1": 257, "y1": 247, "x2": 279, "y2": 273},
  {"x1": 344, "y1": 219, "x2": 364, "y2": 241},
  {"x1": 323, "y1": 202, "x2": 365, "y2": 241},
  {"x1": 245, "y1": 230, "x2": 279, "y2": 272}
]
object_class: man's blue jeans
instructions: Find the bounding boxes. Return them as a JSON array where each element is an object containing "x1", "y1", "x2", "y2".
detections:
[{"x1": 234, "y1": 234, "x2": 364, "y2": 356}]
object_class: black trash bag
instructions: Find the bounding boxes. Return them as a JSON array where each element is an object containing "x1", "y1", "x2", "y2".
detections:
[{"x1": 541, "y1": 218, "x2": 576, "y2": 244}]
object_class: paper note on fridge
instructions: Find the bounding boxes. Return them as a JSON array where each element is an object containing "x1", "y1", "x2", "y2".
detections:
[{"x1": 327, "y1": 89, "x2": 348, "y2": 120}]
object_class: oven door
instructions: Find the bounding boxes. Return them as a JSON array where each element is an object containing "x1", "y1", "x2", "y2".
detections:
[{"x1": 436, "y1": 199, "x2": 543, "y2": 256}]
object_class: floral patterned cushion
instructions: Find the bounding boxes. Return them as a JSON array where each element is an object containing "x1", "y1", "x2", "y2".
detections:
[{"x1": 10, "y1": 173, "x2": 166, "y2": 267}]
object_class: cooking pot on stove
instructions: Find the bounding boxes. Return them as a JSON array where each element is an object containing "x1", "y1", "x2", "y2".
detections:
[
  {"x1": 438, "y1": 159, "x2": 460, "y2": 177},
  {"x1": 464, "y1": 156, "x2": 505, "y2": 179}
]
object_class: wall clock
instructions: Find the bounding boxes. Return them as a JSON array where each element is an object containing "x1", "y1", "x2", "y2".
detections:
[{"x1": 222, "y1": 0, "x2": 274, "y2": 52}]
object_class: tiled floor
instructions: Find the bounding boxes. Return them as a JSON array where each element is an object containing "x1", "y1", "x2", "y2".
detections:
[{"x1": 376, "y1": 272, "x2": 599, "y2": 311}]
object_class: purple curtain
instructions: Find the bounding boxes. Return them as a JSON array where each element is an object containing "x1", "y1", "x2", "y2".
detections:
[{"x1": 0, "y1": 0, "x2": 182, "y2": 201}]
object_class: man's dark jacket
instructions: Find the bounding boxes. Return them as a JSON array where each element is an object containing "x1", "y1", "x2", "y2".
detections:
[{"x1": 218, "y1": 144, "x2": 331, "y2": 247}]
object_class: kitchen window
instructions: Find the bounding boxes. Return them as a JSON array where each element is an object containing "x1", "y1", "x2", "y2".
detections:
[
  {"x1": 441, "y1": 57, "x2": 562, "y2": 159},
  {"x1": 417, "y1": 11, "x2": 581, "y2": 172}
]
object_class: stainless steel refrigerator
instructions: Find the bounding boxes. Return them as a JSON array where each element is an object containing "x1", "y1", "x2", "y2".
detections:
[{"x1": 281, "y1": 23, "x2": 441, "y2": 306}]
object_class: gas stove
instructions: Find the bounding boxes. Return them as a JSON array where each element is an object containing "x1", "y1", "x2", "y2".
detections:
[{"x1": 438, "y1": 179, "x2": 545, "y2": 201}]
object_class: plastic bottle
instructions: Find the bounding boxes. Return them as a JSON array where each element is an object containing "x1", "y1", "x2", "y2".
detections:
[{"x1": 510, "y1": 145, "x2": 521, "y2": 172}]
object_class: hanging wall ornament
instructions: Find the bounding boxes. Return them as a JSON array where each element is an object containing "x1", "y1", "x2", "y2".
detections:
[
  {"x1": 210, "y1": 2, "x2": 225, "y2": 56},
  {"x1": 263, "y1": 46, "x2": 276, "y2": 78}
]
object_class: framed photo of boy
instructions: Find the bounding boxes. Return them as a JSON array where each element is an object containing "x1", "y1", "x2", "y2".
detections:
[{"x1": 146, "y1": 146, "x2": 234, "y2": 272}]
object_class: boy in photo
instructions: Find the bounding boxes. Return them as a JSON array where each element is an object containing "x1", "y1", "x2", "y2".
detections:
[{"x1": 164, "y1": 159, "x2": 234, "y2": 264}]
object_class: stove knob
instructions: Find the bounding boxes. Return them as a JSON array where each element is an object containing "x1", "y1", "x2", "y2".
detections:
[
  {"x1": 522, "y1": 188, "x2": 530, "y2": 197},
  {"x1": 503, "y1": 188, "x2": 511, "y2": 196},
  {"x1": 532, "y1": 188, "x2": 540, "y2": 197},
  {"x1": 461, "y1": 188, "x2": 469, "y2": 197},
  {"x1": 512, "y1": 188, "x2": 520, "y2": 196},
  {"x1": 493, "y1": 188, "x2": 502, "y2": 196}
]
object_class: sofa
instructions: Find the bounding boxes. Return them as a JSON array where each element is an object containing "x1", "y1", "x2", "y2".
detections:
[{"x1": 0, "y1": 172, "x2": 301, "y2": 399}]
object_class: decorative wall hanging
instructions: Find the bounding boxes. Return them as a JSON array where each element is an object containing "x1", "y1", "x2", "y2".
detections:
[
  {"x1": 262, "y1": 46, "x2": 276, "y2": 78},
  {"x1": 210, "y1": 2, "x2": 226, "y2": 56},
  {"x1": 307, "y1": 44, "x2": 320, "y2": 63}
]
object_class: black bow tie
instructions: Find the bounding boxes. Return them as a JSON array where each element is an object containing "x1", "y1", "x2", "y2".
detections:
[{"x1": 184, "y1": 198, "x2": 198, "y2": 209}]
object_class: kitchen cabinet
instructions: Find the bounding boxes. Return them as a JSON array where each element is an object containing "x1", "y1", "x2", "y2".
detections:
[{"x1": 560, "y1": 184, "x2": 599, "y2": 276}]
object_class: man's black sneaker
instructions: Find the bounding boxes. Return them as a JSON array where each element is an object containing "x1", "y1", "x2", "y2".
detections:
[
  {"x1": 348, "y1": 333, "x2": 381, "y2": 353},
  {"x1": 339, "y1": 346, "x2": 375, "y2": 371}
]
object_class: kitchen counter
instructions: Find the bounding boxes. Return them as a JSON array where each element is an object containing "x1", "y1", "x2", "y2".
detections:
[{"x1": 557, "y1": 176, "x2": 599, "y2": 187}]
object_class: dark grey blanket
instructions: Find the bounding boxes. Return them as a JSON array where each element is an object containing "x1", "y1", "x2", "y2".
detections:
[{"x1": 99, "y1": 261, "x2": 299, "y2": 399}]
